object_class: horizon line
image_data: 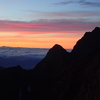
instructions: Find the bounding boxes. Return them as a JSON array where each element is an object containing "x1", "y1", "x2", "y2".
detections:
[{"x1": 0, "y1": 46, "x2": 72, "y2": 49}]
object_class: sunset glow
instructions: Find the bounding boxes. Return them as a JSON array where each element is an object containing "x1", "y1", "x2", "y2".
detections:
[
  {"x1": 0, "y1": 31, "x2": 80, "y2": 48},
  {"x1": 0, "y1": 0, "x2": 100, "y2": 49}
]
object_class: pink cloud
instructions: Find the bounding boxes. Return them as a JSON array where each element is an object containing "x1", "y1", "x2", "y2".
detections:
[{"x1": 0, "y1": 19, "x2": 100, "y2": 34}]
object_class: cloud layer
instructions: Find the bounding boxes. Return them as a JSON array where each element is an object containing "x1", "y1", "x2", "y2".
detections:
[
  {"x1": 53, "y1": 0, "x2": 100, "y2": 7},
  {"x1": 0, "y1": 18, "x2": 100, "y2": 33}
]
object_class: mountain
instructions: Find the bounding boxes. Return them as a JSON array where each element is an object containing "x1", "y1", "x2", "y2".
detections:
[
  {"x1": 0, "y1": 27, "x2": 100, "y2": 100},
  {"x1": 28, "y1": 27, "x2": 100, "y2": 100},
  {"x1": 28, "y1": 44, "x2": 70, "y2": 99},
  {"x1": 45, "y1": 46, "x2": 100, "y2": 100},
  {"x1": 0, "y1": 65, "x2": 28, "y2": 100},
  {"x1": 34, "y1": 44, "x2": 69, "y2": 70},
  {"x1": 71, "y1": 27, "x2": 100, "y2": 58}
]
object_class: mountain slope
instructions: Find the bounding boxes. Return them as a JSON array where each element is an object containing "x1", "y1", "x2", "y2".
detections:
[
  {"x1": 0, "y1": 65, "x2": 28, "y2": 100},
  {"x1": 29, "y1": 44, "x2": 70, "y2": 97},
  {"x1": 71, "y1": 27, "x2": 100, "y2": 58},
  {"x1": 35, "y1": 45, "x2": 100, "y2": 100},
  {"x1": 28, "y1": 27, "x2": 100, "y2": 100}
]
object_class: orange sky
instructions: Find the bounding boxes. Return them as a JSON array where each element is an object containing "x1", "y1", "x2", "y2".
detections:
[
  {"x1": 0, "y1": 20, "x2": 99, "y2": 49},
  {"x1": 0, "y1": 31, "x2": 81, "y2": 49}
]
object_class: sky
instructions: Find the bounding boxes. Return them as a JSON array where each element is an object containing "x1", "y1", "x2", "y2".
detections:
[{"x1": 0, "y1": 0, "x2": 100, "y2": 49}]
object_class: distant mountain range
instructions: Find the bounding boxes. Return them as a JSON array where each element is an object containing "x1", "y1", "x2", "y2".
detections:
[{"x1": 0, "y1": 27, "x2": 100, "y2": 100}]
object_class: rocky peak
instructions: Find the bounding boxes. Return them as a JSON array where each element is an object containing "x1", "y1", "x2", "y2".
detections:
[
  {"x1": 51, "y1": 44, "x2": 65, "y2": 50},
  {"x1": 92, "y1": 27, "x2": 100, "y2": 33},
  {"x1": 44, "y1": 44, "x2": 69, "y2": 61},
  {"x1": 71, "y1": 27, "x2": 100, "y2": 58}
]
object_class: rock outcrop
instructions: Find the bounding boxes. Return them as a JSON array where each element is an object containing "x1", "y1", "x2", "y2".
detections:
[{"x1": 71, "y1": 27, "x2": 100, "y2": 58}]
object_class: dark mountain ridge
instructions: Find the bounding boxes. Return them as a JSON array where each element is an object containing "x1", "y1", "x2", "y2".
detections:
[
  {"x1": 28, "y1": 44, "x2": 70, "y2": 97},
  {"x1": 71, "y1": 27, "x2": 100, "y2": 58},
  {"x1": 0, "y1": 27, "x2": 100, "y2": 100}
]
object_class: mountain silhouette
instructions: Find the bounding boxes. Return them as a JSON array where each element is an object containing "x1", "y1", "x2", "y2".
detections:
[
  {"x1": 0, "y1": 27, "x2": 100, "y2": 100},
  {"x1": 28, "y1": 44, "x2": 70, "y2": 99},
  {"x1": 71, "y1": 27, "x2": 100, "y2": 58},
  {"x1": 34, "y1": 44, "x2": 69, "y2": 69},
  {"x1": 35, "y1": 45, "x2": 100, "y2": 100},
  {"x1": 0, "y1": 65, "x2": 28, "y2": 100},
  {"x1": 27, "y1": 27, "x2": 100, "y2": 100}
]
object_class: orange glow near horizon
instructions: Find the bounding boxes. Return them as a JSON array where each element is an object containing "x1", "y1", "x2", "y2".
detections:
[
  {"x1": 0, "y1": 31, "x2": 81, "y2": 49},
  {"x1": 0, "y1": 19, "x2": 96, "y2": 49}
]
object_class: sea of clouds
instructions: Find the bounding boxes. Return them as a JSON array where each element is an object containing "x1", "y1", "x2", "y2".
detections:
[{"x1": 0, "y1": 47, "x2": 71, "y2": 70}]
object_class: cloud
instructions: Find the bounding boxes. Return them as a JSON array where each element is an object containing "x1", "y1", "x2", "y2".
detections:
[
  {"x1": 26, "y1": 10, "x2": 100, "y2": 22},
  {"x1": 42, "y1": 11, "x2": 100, "y2": 17},
  {"x1": 53, "y1": 0, "x2": 100, "y2": 7},
  {"x1": 79, "y1": 0, "x2": 100, "y2": 7},
  {"x1": 53, "y1": 1, "x2": 74, "y2": 5},
  {"x1": 0, "y1": 18, "x2": 100, "y2": 34}
]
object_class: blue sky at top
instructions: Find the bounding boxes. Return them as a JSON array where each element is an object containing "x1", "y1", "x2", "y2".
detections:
[{"x1": 0, "y1": 0, "x2": 100, "y2": 21}]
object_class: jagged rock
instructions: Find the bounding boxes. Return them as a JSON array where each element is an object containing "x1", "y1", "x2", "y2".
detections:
[{"x1": 71, "y1": 27, "x2": 100, "y2": 58}]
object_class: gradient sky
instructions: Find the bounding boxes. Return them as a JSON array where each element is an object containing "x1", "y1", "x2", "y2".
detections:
[{"x1": 0, "y1": 0, "x2": 100, "y2": 49}]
